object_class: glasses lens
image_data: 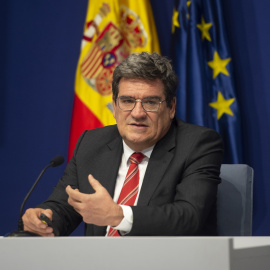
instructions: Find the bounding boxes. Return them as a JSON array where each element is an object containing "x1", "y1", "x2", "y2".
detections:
[
  {"x1": 117, "y1": 97, "x2": 162, "y2": 111},
  {"x1": 118, "y1": 97, "x2": 135, "y2": 110},
  {"x1": 142, "y1": 98, "x2": 160, "y2": 111}
]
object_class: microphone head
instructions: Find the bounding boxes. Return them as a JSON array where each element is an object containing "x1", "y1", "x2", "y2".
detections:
[{"x1": 50, "y1": 155, "x2": 65, "y2": 167}]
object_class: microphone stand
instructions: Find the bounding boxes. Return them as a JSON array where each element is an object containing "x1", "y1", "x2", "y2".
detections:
[{"x1": 6, "y1": 156, "x2": 64, "y2": 237}]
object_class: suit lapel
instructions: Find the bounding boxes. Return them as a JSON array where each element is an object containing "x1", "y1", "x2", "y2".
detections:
[
  {"x1": 137, "y1": 122, "x2": 176, "y2": 206},
  {"x1": 98, "y1": 135, "x2": 123, "y2": 197}
]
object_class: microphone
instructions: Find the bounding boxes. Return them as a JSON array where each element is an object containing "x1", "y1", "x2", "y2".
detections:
[
  {"x1": 6, "y1": 155, "x2": 64, "y2": 237},
  {"x1": 50, "y1": 155, "x2": 65, "y2": 167}
]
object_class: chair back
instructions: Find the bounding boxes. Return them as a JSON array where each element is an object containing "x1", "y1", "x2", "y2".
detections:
[{"x1": 217, "y1": 164, "x2": 254, "y2": 236}]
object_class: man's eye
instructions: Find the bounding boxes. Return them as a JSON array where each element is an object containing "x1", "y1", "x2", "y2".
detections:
[
  {"x1": 144, "y1": 100, "x2": 158, "y2": 105},
  {"x1": 122, "y1": 99, "x2": 134, "y2": 104}
]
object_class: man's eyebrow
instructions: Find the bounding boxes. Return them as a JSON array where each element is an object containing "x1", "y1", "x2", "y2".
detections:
[
  {"x1": 143, "y1": 96, "x2": 162, "y2": 99},
  {"x1": 118, "y1": 95, "x2": 162, "y2": 99},
  {"x1": 119, "y1": 95, "x2": 134, "y2": 99}
]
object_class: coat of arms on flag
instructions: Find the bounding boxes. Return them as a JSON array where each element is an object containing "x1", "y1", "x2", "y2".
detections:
[{"x1": 80, "y1": 3, "x2": 148, "y2": 103}]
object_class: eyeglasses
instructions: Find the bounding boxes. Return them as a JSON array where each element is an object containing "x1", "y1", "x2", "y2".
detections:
[{"x1": 116, "y1": 96, "x2": 166, "y2": 112}]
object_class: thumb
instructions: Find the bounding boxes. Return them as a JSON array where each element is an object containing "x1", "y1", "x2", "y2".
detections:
[
  {"x1": 88, "y1": 174, "x2": 102, "y2": 191},
  {"x1": 43, "y1": 209, "x2": 53, "y2": 220}
]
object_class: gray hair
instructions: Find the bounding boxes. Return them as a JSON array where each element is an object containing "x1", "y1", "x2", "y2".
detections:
[{"x1": 112, "y1": 52, "x2": 178, "y2": 106}]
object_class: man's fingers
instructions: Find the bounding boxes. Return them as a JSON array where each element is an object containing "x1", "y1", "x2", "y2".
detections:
[
  {"x1": 66, "y1": 176, "x2": 98, "y2": 214},
  {"x1": 22, "y1": 208, "x2": 55, "y2": 236},
  {"x1": 23, "y1": 208, "x2": 45, "y2": 228},
  {"x1": 66, "y1": 186, "x2": 89, "y2": 213},
  {"x1": 24, "y1": 223, "x2": 54, "y2": 236},
  {"x1": 43, "y1": 209, "x2": 53, "y2": 220},
  {"x1": 67, "y1": 199, "x2": 84, "y2": 212},
  {"x1": 66, "y1": 185, "x2": 86, "y2": 202},
  {"x1": 26, "y1": 229, "x2": 54, "y2": 237},
  {"x1": 88, "y1": 174, "x2": 102, "y2": 191},
  {"x1": 66, "y1": 175, "x2": 103, "y2": 200}
]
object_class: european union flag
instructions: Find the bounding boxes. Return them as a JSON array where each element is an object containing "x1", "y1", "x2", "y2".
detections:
[{"x1": 171, "y1": 0, "x2": 242, "y2": 163}]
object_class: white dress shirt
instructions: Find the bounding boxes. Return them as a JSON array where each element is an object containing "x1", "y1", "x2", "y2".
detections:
[{"x1": 106, "y1": 141, "x2": 154, "y2": 235}]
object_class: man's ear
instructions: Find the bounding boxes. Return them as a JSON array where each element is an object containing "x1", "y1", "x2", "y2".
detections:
[
  {"x1": 112, "y1": 98, "x2": 116, "y2": 118},
  {"x1": 169, "y1": 97, "x2": 176, "y2": 119}
]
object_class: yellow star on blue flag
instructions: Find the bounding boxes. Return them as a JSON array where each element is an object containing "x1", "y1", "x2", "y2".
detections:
[
  {"x1": 209, "y1": 91, "x2": 235, "y2": 119},
  {"x1": 197, "y1": 16, "x2": 212, "y2": 41},
  {"x1": 208, "y1": 51, "x2": 231, "y2": 79},
  {"x1": 172, "y1": 8, "x2": 180, "y2": 33}
]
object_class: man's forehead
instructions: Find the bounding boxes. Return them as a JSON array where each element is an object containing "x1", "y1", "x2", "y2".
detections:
[
  {"x1": 119, "y1": 77, "x2": 162, "y2": 85},
  {"x1": 118, "y1": 77, "x2": 165, "y2": 96}
]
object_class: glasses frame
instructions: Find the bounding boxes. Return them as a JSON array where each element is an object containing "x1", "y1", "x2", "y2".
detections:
[{"x1": 116, "y1": 96, "x2": 166, "y2": 112}]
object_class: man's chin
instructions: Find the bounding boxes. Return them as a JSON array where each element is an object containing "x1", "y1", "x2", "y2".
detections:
[{"x1": 124, "y1": 135, "x2": 150, "y2": 150}]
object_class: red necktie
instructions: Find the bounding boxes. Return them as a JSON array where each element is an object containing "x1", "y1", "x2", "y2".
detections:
[{"x1": 108, "y1": 152, "x2": 145, "y2": 237}]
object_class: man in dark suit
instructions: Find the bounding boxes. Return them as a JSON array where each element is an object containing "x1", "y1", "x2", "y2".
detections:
[{"x1": 22, "y1": 52, "x2": 223, "y2": 236}]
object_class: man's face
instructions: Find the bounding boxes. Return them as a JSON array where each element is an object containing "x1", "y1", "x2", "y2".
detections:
[{"x1": 113, "y1": 78, "x2": 176, "y2": 151}]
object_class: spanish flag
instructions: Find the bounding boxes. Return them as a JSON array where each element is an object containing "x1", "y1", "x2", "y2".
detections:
[{"x1": 68, "y1": 0, "x2": 160, "y2": 159}]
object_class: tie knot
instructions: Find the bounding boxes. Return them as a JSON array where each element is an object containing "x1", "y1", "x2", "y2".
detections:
[{"x1": 130, "y1": 152, "x2": 145, "y2": 164}]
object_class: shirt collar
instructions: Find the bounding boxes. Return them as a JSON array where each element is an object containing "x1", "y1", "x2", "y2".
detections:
[{"x1": 122, "y1": 140, "x2": 155, "y2": 165}]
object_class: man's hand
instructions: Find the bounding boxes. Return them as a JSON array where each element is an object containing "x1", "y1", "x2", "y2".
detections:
[
  {"x1": 22, "y1": 208, "x2": 54, "y2": 236},
  {"x1": 66, "y1": 174, "x2": 123, "y2": 227}
]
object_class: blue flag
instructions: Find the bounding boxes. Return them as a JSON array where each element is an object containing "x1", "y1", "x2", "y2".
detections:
[{"x1": 171, "y1": 0, "x2": 242, "y2": 163}]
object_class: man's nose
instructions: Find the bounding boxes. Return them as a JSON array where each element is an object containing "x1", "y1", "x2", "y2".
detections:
[{"x1": 131, "y1": 100, "x2": 146, "y2": 118}]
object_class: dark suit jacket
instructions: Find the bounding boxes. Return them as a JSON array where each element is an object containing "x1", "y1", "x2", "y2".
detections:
[{"x1": 38, "y1": 118, "x2": 223, "y2": 236}]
